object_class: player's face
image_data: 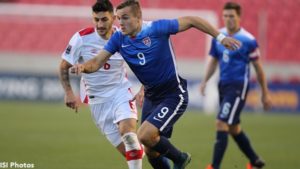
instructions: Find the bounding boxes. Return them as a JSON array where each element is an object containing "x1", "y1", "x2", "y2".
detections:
[
  {"x1": 222, "y1": 9, "x2": 240, "y2": 33},
  {"x1": 92, "y1": 11, "x2": 115, "y2": 38},
  {"x1": 116, "y1": 6, "x2": 141, "y2": 36}
]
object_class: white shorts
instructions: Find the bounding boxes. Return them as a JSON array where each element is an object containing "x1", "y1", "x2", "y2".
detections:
[{"x1": 89, "y1": 88, "x2": 138, "y2": 147}]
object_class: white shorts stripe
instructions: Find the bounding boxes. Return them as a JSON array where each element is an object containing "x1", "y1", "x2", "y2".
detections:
[
  {"x1": 241, "y1": 65, "x2": 249, "y2": 100},
  {"x1": 159, "y1": 94, "x2": 184, "y2": 131},
  {"x1": 168, "y1": 39, "x2": 185, "y2": 93},
  {"x1": 228, "y1": 97, "x2": 240, "y2": 125}
]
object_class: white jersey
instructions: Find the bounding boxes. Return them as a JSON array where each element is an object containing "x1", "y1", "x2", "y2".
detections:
[{"x1": 62, "y1": 27, "x2": 131, "y2": 104}]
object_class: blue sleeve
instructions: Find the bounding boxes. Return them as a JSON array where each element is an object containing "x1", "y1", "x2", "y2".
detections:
[
  {"x1": 209, "y1": 39, "x2": 219, "y2": 59},
  {"x1": 249, "y1": 39, "x2": 260, "y2": 61},
  {"x1": 104, "y1": 31, "x2": 121, "y2": 54},
  {"x1": 152, "y1": 19, "x2": 179, "y2": 36},
  {"x1": 249, "y1": 39, "x2": 258, "y2": 52}
]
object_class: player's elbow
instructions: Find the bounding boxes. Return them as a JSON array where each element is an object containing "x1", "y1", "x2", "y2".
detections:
[
  {"x1": 187, "y1": 16, "x2": 202, "y2": 26},
  {"x1": 178, "y1": 16, "x2": 196, "y2": 32},
  {"x1": 59, "y1": 60, "x2": 72, "y2": 73}
]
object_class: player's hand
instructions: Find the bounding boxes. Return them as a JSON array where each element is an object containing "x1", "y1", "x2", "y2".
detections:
[
  {"x1": 199, "y1": 82, "x2": 206, "y2": 96},
  {"x1": 70, "y1": 64, "x2": 84, "y2": 75},
  {"x1": 132, "y1": 86, "x2": 144, "y2": 107},
  {"x1": 221, "y1": 37, "x2": 241, "y2": 50},
  {"x1": 262, "y1": 94, "x2": 272, "y2": 111},
  {"x1": 65, "y1": 91, "x2": 79, "y2": 113}
]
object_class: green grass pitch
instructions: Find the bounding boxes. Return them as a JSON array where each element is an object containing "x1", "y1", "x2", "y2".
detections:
[{"x1": 0, "y1": 101, "x2": 299, "y2": 169}]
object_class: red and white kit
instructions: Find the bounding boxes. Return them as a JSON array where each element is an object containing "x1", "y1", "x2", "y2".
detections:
[{"x1": 62, "y1": 27, "x2": 138, "y2": 146}]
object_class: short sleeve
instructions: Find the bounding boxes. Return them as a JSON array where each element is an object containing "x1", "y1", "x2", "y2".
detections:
[
  {"x1": 249, "y1": 39, "x2": 260, "y2": 61},
  {"x1": 152, "y1": 19, "x2": 179, "y2": 36},
  {"x1": 104, "y1": 31, "x2": 121, "y2": 55},
  {"x1": 61, "y1": 32, "x2": 82, "y2": 65},
  {"x1": 209, "y1": 39, "x2": 219, "y2": 59}
]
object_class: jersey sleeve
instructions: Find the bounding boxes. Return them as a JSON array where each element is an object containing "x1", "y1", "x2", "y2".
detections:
[
  {"x1": 104, "y1": 31, "x2": 121, "y2": 55},
  {"x1": 249, "y1": 39, "x2": 260, "y2": 61},
  {"x1": 152, "y1": 19, "x2": 179, "y2": 36},
  {"x1": 61, "y1": 32, "x2": 82, "y2": 65},
  {"x1": 209, "y1": 39, "x2": 219, "y2": 59}
]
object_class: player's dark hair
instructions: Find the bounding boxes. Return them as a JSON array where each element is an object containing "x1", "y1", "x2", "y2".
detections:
[
  {"x1": 116, "y1": 0, "x2": 142, "y2": 19},
  {"x1": 92, "y1": 0, "x2": 113, "y2": 13},
  {"x1": 223, "y1": 2, "x2": 241, "y2": 16}
]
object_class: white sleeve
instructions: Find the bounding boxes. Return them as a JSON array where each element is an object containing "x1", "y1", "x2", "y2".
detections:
[{"x1": 61, "y1": 32, "x2": 82, "y2": 65}]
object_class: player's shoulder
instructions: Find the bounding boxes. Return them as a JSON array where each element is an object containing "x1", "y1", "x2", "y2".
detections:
[
  {"x1": 139, "y1": 21, "x2": 154, "y2": 34},
  {"x1": 137, "y1": 21, "x2": 152, "y2": 31},
  {"x1": 78, "y1": 27, "x2": 95, "y2": 37},
  {"x1": 238, "y1": 28, "x2": 256, "y2": 40},
  {"x1": 150, "y1": 19, "x2": 175, "y2": 28},
  {"x1": 110, "y1": 26, "x2": 123, "y2": 38},
  {"x1": 143, "y1": 20, "x2": 153, "y2": 26},
  {"x1": 141, "y1": 19, "x2": 176, "y2": 35}
]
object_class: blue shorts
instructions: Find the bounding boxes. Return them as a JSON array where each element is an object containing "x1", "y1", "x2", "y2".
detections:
[
  {"x1": 218, "y1": 82, "x2": 249, "y2": 125},
  {"x1": 141, "y1": 77, "x2": 188, "y2": 138}
]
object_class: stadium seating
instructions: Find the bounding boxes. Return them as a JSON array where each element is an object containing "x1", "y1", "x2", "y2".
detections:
[{"x1": 0, "y1": 0, "x2": 299, "y2": 62}]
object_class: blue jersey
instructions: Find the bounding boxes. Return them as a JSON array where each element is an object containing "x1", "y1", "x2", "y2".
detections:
[
  {"x1": 210, "y1": 28, "x2": 260, "y2": 84},
  {"x1": 104, "y1": 19, "x2": 182, "y2": 91}
]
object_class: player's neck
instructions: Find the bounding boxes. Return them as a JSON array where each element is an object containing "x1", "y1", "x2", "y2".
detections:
[
  {"x1": 227, "y1": 27, "x2": 241, "y2": 36},
  {"x1": 129, "y1": 23, "x2": 142, "y2": 38},
  {"x1": 99, "y1": 28, "x2": 113, "y2": 40}
]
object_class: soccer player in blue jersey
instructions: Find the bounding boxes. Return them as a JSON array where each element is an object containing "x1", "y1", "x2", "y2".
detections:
[
  {"x1": 71, "y1": 1, "x2": 240, "y2": 169},
  {"x1": 200, "y1": 2, "x2": 272, "y2": 169}
]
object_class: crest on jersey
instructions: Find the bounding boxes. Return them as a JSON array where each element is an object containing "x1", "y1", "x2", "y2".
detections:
[
  {"x1": 142, "y1": 37, "x2": 151, "y2": 47},
  {"x1": 65, "y1": 45, "x2": 72, "y2": 54}
]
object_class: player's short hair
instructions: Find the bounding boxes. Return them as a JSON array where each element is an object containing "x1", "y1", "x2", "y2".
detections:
[
  {"x1": 92, "y1": 0, "x2": 114, "y2": 14},
  {"x1": 223, "y1": 2, "x2": 241, "y2": 16},
  {"x1": 116, "y1": 0, "x2": 142, "y2": 19}
]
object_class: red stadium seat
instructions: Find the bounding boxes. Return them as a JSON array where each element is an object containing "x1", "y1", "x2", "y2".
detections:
[{"x1": 0, "y1": 0, "x2": 299, "y2": 63}]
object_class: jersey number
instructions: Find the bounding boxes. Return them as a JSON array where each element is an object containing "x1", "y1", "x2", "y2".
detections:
[
  {"x1": 153, "y1": 107, "x2": 169, "y2": 122},
  {"x1": 104, "y1": 63, "x2": 110, "y2": 70},
  {"x1": 158, "y1": 107, "x2": 169, "y2": 118},
  {"x1": 221, "y1": 102, "x2": 231, "y2": 118},
  {"x1": 137, "y1": 52, "x2": 146, "y2": 65}
]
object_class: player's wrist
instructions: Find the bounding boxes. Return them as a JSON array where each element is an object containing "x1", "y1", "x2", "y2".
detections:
[
  {"x1": 216, "y1": 33, "x2": 226, "y2": 43},
  {"x1": 66, "y1": 90, "x2": 74, "y2": 96},
  {"x1": 81, "y1": 64, "x2": 86, "y2": 73}
]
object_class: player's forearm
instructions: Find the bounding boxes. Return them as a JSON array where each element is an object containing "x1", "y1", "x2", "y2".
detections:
[
  {"x1": 59, "y1": 60, "x2": 73, "y2": 93},
  {"x1": 257, "y1": 70, "x2": 269, "y2": 96},
  {"x1": 203, "y1": 58, "x2": 218, "y2": 83},
  {"x1": 179, "y1": 16, "x2": 219, "y2": 38},
  {"x1": 82, "y1": 57, "x2": 104, "y2": 73},
  {"x1": 82, "y1": 50, "x2": 111, "y2": 73},
  {"x1": 254, "y1": 62, "x2": 269, "y2": 96}
]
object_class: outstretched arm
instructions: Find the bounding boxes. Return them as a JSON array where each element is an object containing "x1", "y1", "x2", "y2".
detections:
[
  {"x1": 178, "y1": 16, "x2": 240, "y2": 50},
  {"x1": 71, "y1": 50, "x2": 112, "y2": 74},
  {"x1": 252, "y1": 59, "x2": 272, "y2": 111},
  {"x1": 178, "y1": 16, "x2": 219, "y2": 37},
  {"x1": 59, "y1": 59, "x2": 78, "y2": 112},
  {"x1": 199, "y1": 57, "x2": 218, "y2": 96}
]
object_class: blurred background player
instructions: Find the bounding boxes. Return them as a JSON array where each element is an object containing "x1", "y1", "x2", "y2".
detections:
[
  {"x1": 199, "y1": 2, "x2": 272, "y2": 169},
  {"x1": 58, "y1": 1, "x2": 143, "y2": 168},
  {"x1": 70, "y1": 1, "x2": 240, "y2": 169}
]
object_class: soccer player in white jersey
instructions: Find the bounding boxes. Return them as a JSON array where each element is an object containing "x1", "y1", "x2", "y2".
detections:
[
  {"x1": 200, "y1": 2, "x2": 272, "y2": 169},
  {"x1": 70, "y1": 1, "x2": 240, "y2": 169},
  {"x1": 58, "y1": 1, "x2": 143, "y2": 169}
]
